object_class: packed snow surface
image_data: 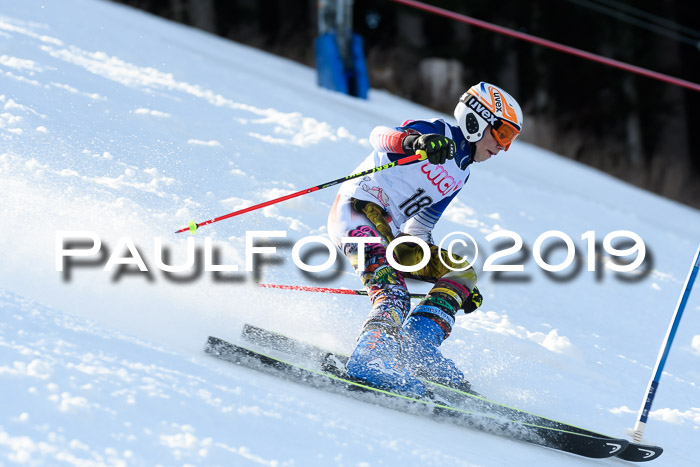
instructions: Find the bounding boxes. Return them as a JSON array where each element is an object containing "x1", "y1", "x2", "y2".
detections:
[{"x1": 1, "y1": 1, "x2": 699, "y2": 465}]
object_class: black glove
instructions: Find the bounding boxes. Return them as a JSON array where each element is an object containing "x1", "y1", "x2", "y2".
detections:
[
  {"x1": 463, "y1": 285, "x2": 483, "y2": 314},
  {"x1": 403, "y1": 134, "x2": 456, "y2": 165}
]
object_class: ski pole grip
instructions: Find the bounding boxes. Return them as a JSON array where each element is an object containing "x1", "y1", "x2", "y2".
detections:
[{"x1": 398, "y1": 152, "x2": 427, "y2": 165}]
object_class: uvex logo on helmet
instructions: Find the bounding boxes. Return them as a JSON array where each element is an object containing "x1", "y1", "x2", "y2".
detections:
[
  {"x1": 467, "y1": 98, "x2": 498, "y2": 127},
  {"x1": 493, "y1": 91, "x2": 502, "y2": 113},
  {"x1": 487, "y1": 85, "x2": 520, "y2": 126}
]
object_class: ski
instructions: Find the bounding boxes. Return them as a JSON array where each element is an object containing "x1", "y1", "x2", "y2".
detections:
[
  {"x1": 205, "y1": 335, "x2": 629, "y2": 459},
  {"x1": 239, "y1": 324, "x2": 663, "y2": 462}
]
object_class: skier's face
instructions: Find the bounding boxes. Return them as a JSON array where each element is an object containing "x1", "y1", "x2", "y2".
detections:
[{"x1": 473, "y1": 126, "x2": 505, "y2": 162}]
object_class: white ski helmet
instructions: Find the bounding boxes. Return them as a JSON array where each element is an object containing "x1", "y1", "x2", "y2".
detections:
[{"x1": 454, "y1": 82, "x2": 523, "y2": 150}]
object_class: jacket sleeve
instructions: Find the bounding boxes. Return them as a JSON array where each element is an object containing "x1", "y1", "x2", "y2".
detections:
[
  {"x1": 369, "y1": 126, "x2": 408, "y2": 154},
  {"x1": 370, "y1": 119, "x2": 448, "y2": 163}
]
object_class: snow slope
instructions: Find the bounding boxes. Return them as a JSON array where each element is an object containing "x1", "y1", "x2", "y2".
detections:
[{"x1": 1, "y1": 0, "x2": 699, "y2": 465}]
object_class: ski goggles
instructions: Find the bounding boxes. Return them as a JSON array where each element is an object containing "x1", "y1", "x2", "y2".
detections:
[{"x1": 491, "y1": 119, "x2": 520, "y2": 149}]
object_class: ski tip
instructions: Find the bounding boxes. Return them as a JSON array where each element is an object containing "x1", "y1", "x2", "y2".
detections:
[
  {"x1": 618, "y1": 443, "x2": 664, "y2": 462},
  {"x1": 188, "y1": 220, "x2": 198, "y2": 235}
]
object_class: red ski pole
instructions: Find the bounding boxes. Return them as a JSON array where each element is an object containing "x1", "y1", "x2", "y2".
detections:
[
  {"x1": 258, "y1": 283, "x2": 426, "y2": 299},
  {"x1": 176, "y1": 152, "x2": 427, "y2": 234}
]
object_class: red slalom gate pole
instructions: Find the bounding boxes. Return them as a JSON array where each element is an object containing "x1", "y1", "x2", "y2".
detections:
[
  {"x1": 175, "y1": 152, "x2": 427, "y2": 234},
  {"x1": 258, "y1": 283, "x2": 427, "y2": 300},
  {"x1": 390, "y1": 0, "x2": 700, "y2": 93}
]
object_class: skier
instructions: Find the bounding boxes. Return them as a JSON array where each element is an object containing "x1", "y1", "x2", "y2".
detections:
[{"x1": 327, "y1": 82, "x2": 524, "y2": 397}]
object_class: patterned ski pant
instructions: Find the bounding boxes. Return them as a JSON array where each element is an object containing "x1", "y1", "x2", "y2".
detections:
[
  {"x1": 328, "y1": 194, "x2": 478, "y2": 335},
  {"x1": 328, "y1": 194, "x2": 410, "y2": 330}
]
